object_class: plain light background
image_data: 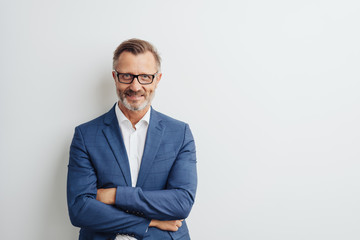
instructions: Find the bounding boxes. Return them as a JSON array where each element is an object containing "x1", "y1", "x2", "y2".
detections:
[{"x1": 1, "y1": 0, "x2": 359, "y2": 239}]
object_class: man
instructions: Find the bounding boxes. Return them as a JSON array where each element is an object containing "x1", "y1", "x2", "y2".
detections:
[{"x1": 67, "y1": 38, "x2": 197, "y2": 240}]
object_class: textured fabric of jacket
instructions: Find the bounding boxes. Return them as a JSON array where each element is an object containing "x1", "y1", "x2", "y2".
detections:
[{"x1": 67, "y1": 104, "x2": 197, "y2": 240}]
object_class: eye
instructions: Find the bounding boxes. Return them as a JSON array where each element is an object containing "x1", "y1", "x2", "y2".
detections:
[
  {"x1": 122, "y1": 74, "x2": 132, "y2": 80},
  {"x1": 140, "y1": 74, "x2": 150, "y2": 79}
]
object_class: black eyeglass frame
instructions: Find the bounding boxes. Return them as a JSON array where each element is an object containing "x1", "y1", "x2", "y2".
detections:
[{"x1": 114, "y1": 70, "x2": 158, "y2": 85}]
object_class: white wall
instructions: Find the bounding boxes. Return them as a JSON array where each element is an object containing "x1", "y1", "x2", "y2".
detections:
[{"x1": 1, "y1": 0, "x2": 360, "y2": 239}]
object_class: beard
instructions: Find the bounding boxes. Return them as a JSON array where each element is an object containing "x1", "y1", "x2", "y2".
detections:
[{"x1": 117, "y1": 88, "x2": 155, "y2": 111}]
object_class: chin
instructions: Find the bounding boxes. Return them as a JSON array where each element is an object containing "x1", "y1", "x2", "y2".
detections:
[{"x1": 122, "y1": 99, "x2": 149, "y2": 111}]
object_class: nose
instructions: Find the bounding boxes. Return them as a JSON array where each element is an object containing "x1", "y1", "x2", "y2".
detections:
[{"x1": 129, "y1": 76, "x2": 142, "y2": 92}]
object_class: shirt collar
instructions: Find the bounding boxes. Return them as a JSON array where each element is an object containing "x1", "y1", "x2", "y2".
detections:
[{"x1": 115, "y1": 102, "x2": 151, "y2": 128}]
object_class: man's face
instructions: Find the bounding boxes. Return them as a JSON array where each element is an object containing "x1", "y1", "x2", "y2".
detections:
[{"x1": 113, "y1": 51, "x2": 161, "y2": 112}]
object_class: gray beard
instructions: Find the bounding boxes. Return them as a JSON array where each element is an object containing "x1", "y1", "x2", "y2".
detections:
[{"x1": 118, "y1": 90, "x2": 155, "y2": 111}]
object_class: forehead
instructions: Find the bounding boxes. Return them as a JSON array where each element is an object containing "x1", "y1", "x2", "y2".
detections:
[{"x1": 115, "y1": 51, "x2": 157, "y2": 72}]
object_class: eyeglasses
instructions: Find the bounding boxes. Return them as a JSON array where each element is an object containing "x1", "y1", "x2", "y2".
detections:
[{"x1": 114, "y1": 70, "x2": 158, "y2": 85}]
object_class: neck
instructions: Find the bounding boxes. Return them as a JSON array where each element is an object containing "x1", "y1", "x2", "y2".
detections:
[{"x1": 118, "y1": 102, "x2": 150, "y2": 128}]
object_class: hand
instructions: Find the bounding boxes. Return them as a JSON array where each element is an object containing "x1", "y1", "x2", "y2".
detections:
[
  {"x1": 149, "y1": 219, "x2": 184, "y2": 232},
  {"x1": 96, "y1": 188, "x2": 116, "y2": 205}
]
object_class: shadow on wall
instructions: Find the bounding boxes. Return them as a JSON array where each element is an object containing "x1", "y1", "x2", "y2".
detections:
[{"x1": 39, "y1": 74, "x2": 116, "y2": 240}]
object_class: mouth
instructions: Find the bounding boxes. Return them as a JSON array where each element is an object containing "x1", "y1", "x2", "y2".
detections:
[{"x1": 125, "y1": 92, "x2": 144, "y2": 101}]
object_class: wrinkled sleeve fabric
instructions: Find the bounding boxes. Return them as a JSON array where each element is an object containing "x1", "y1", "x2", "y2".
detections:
[
  {"x1": 67, "y1": 126, "x2": 150, "y2": 239},
  {"x1": 115, "y1": 123, "x2": 197, "y2": 220}
]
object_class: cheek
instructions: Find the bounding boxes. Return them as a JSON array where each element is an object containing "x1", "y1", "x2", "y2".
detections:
[
  {"x1": 145, "y1": 86, "x2": 156, "y2": 94},
  {"x1": 115, "y1": 87, "x2": 121, "y2": 95},
  {"x1": 145, "y1": 90, "x2": 153, "y2": 97},
  {"x1": 116, "y1": 85, "x2": 127, "y2": 93}
]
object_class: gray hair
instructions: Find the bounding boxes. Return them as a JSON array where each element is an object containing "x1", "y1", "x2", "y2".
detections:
[{"x1": 113, "y1": 38, "x2": 161, "y2": 71}]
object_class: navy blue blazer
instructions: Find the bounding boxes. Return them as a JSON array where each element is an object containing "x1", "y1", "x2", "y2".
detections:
[{"x1": 67, "y1": 105, "x2": 197, "y2": 240}]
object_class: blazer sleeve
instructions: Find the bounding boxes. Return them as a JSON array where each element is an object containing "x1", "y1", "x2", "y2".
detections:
[
  {"x1": 67, "y1": 126, "x2": 150, "y2": 239},
  {"x1": 115, "y1": 123, "x2": 197, "y2": 220}
]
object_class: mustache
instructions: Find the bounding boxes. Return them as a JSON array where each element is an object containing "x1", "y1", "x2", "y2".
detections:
[{"x1": 124, "y1": 89, "x2": 145, "y2": 96}]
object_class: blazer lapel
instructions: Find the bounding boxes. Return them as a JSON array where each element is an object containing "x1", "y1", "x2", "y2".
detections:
[
  {"x1": 136, "y1": 109, "x2": 165, "y2": 187},
  {"x1": 102, "y1": 105, "x2": 132, "y2": 186}
]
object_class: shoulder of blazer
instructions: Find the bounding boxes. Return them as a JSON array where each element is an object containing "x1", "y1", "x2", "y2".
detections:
[
  {"x1": 75, "y1": 104, "x2": 188, "y2": 133},
  {"x1": 75, "y1": 104, "x2": 117, "y2": 135},
  {"x1": 150, "y1": 107, "x2": 187, "y2": 129}
]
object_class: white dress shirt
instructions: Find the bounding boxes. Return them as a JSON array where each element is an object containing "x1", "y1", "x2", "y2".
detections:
[{"x1": 115, "y1": 103, "x2": 150, "y2": 240}]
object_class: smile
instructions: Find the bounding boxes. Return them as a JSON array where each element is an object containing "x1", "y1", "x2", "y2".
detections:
[{"x1": 126, "y1": 94, "x2": 144, "y2": 101}]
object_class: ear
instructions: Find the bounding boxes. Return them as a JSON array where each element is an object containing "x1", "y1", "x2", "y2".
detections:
[
  {"x1": 155, "y1": 73, "x2": 162, "y2": 87},
  {"x1": 112, "y1": 71, "x2": 117, "y2": 83}
]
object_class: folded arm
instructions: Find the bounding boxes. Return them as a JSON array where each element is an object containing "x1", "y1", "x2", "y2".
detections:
[
  {"x1": 110, "y1": 124, "x2": 197, "y2": 220},
  {"x1": 67, "y1": 127, "x2": 150, "y2": 239}
]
